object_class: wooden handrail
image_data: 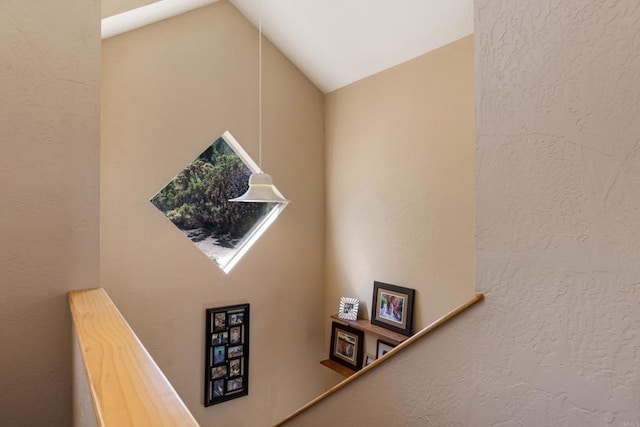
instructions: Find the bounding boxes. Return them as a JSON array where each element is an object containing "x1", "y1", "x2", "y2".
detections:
[
  {"x1": 69, "y1": 288, "x2": 199, "y2": 427},
  {"x1": 275, "y1": 293, "x2": 485, "y2": 426}
]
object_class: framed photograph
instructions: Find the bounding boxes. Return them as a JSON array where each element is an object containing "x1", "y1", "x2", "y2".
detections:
[
  {"x1": 227, "y1": 378, "x2": 244, "y2": 393},
  {"x1": 212, "y1": 365, "x2": 227, "y2": 379},
  {"x1": 204, "y1": 304, "x2": 249, "y2": 406},
  {"x1": 228, "y1": 345, "x2": 243, "y2": 358},
  {"x1": 213, "y1": 379, "x2": 224, "y2": 397},
  {"x1": 213, "y1": 346, "x2": 225, "y2": 365},
  {"x1": 230, "y1": 312, "x2": 244, "y2": 326},
  {"x1": 229, "y1": 326, "x2": 242, "y2": 344},
  {"x1": 229, "y1": 358, "x2": 242, "y2": 377},
  {"x1": 371, "y1": 281, "x2": 415, "y2": 336},
  {"x1": 376, "y1": 340, "x2": 396, "y2": 359},
  {"x1": 365, "y1": 353, "x2": 375, "y2": 367},
  {"x1": 329, "y1": 321, "x2": 364, "y2": 371},
  {"x1": 212, "y1": 331, "x2": 228, "y2": 345},
  {"x1": 338, "y1": 297, "x2": 359, "y2": 321},
  {"x1": 213, "y1": 312, "x2": 226, "y2": 331}
]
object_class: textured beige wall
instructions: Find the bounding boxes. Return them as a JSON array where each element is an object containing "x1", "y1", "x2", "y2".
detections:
[
  {"x1": 101, "y1": 1, "x2": 325, "y2": 425},
  {"x1": 102, "y1": 0, "x2": 158, "y2": 18},
  {"x1": 286, "y1": 1, "x2": 640, "y2": 426},
  {"x1": 0, "y1": 1, "x2": 100, "y2": 426},
  {"x1": 324, "y1": 36, "x2": 475, "y2": 369}
]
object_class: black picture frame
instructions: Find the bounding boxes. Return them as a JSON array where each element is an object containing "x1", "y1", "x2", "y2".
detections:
[
  {"x1": 365, "y1": 354, "x2": 375, "y2": 366},
  {"x1": 204, "y1": 303, "x2": 249, "y2": 406},
  {"x1": 329, "y1": 321, "x2": 364, "y2": 371},
  {"x1": 376, "y1": 340, "x2": 396, "y2": 359},
  {"x1": 371, "y1": 281, "x2": 415, "y2": 336}
]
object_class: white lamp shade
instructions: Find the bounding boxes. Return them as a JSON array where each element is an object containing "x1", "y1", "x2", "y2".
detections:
[{"x1": 229, "y1": 173, "x2": 289, "y2": 203}]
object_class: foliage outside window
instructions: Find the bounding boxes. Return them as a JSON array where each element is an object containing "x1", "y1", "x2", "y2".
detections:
[{"x1": 151, "y1": 132, "x2": 286, "y2": 273}]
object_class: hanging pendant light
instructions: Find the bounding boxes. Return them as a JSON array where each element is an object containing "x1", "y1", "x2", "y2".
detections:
[
  {"x1": 229, "y1": 172, "x2": 287, "y2": 202},
  {"x1": 230, "y1": 0, "x2": 288, "y2": 204}
]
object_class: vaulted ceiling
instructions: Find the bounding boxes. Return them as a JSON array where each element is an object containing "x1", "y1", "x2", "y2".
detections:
[
  {"x1": 229, "y1": 0, "x2": 473, "y2": 93},
  {"x1": 102, "y1": 0, "x2": 474, "y2": 93}
]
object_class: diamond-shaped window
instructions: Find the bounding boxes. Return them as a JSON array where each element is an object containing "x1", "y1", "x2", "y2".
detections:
[{"x1": 151, "y1": 131, "x2": 287, "y2": 273}]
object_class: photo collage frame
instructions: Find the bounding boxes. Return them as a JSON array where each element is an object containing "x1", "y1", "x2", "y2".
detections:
[{"x1": 204, "y1": 303, "x2": 249, "y2": 406}]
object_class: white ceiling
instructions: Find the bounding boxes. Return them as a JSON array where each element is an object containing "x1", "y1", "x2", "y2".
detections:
[
  {"x1": 103, "y1": 0, "x2": 474, "y2": 93},
  {"x1": 229, "y1": 0, "x2": 474, "y2": 93}
]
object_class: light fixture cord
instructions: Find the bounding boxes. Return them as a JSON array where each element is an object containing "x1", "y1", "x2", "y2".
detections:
[{"x1": 258, "y1": 0, "x2": 263, "y2": 170}]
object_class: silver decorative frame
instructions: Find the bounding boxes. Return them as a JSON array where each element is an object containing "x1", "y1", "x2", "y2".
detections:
[{"x1": 338, "y1": 297, "x2": 359, "y2": 321}]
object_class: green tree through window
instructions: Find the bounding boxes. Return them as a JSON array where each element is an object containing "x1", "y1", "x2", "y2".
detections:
[{"x1": 151, "y1": 133, "x2": 284, "y2": 272}]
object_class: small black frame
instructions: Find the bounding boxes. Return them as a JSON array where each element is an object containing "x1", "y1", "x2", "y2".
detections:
[
  {"x1": 204, "y1": 303, "x2": 249, "y2": 406},
  {"x1": 371, "y1": 281, "x2": 415, "y2": 336},
  {"x1": 329, "y1": 321, "x2": 364, "y2": 371},
  {"x1": 376, "y1": 339, "x2": 397, "y2": 359}
]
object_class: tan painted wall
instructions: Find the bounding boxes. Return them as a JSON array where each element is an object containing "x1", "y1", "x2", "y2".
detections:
[
  {"x1": 102, "y1": 0, "x2": 158, "y2": 18},
  {"x1": 101, "y1": 1, "x2": 325, "y2": 425},
  {"x1": 324, "y1": 36, "x2": 475, "y2": 372},
  {"x1": 285, "y1": 1, "x2": 640, "y2": 425},
  {"x1": 0, "y1": 1, "x2": 100, "y2": 426}
]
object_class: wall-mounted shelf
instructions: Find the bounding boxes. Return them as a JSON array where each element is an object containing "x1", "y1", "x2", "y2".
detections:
[
  {"x1": 329, "y1": 314, "x2": 408, "y2": 345},
  {"x1": 319, "y1": 359, "x2": 354, "y2": 377},
  {"x1": 320, "y1": 315, "x2": 410, "y2": 377}
]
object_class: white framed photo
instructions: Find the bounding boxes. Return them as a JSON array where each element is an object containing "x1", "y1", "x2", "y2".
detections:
[
  {"x1": 338, "y1": 297, "x2": 359, "y2": 321},
  {"x1": 376, "y1": 340, "x2": 396, "y2": 359}
]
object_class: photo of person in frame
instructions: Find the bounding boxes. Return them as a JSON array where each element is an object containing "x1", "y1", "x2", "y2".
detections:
[
  {"x1": 230, "y1": 326, "x2": 241, "y2": 344},
  {"x1": 229, "y1": 312, "x2": 244, "y2": 326},
  {"x1": 343, "y1": 302, "x2": 354, "y2": 313},
  {"x1": 229, "y1": 358, "x2": 241, "y2": 377},
  {"x1": 214, "y1": 346, "x2": 225, "y2": 364},
  {"x1": 214, "y1": 312, "x2": 226, "y2": 331},
  {"x1": 212, "y1": 331, "x2": 228, "y2": 345},
  {"x1": 379, "y1": 292, "x2": 404, "y2": 324},
  {"x1": 335, "y1": 331, "x2": 356, "y2": 361}
]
